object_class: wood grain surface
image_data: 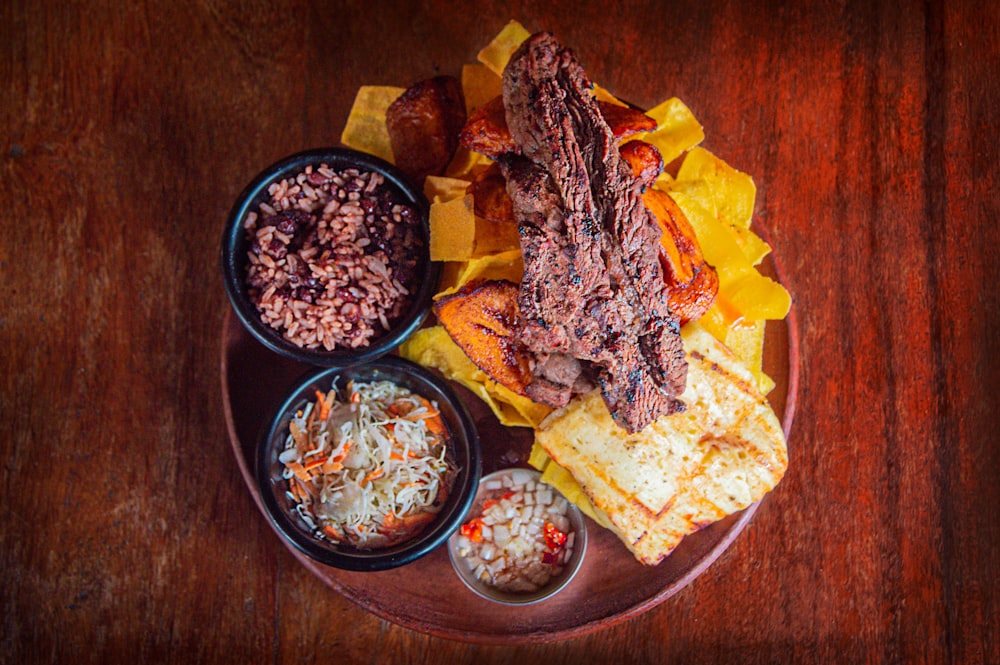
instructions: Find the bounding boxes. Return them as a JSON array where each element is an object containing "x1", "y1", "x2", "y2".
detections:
[{"x1": 2, "y1": 0, "x2": 998, "y2": 663}]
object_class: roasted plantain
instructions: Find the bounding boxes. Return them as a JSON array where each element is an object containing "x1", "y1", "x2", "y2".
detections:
[
  {"x1": 643, "y1": 188, "x2": 719, "y2": 323},
  {"x1": 468, "y1": 162, "x2": 516, "y2": 222},
  {"x1": 386, "y1": 76, "x2": 467, "y2": 185},
  {"x1": 432, "y1": 279, "x2": 533, "y2": 395},
  {"x1": 619, "y1": 140, "x2": 664, "y2": 189}
]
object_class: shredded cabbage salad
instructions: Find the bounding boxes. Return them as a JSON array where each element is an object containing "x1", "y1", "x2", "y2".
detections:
[{"x1": 279, "y1": 379, "x2": 455, "y2": 549}]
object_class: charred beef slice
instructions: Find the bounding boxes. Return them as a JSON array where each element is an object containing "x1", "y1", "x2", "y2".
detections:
[{"x1": 498, "y1": 32, "x2": 687, "y2": 433}]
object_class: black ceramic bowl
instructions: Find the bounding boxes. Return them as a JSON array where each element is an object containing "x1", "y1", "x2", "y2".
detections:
[
  {"x1": 221, "y1": 147, "x2": 440, "y2": 367},
  {"x1": 255, "y1": 356, "x2": 481, "y2": 572}
]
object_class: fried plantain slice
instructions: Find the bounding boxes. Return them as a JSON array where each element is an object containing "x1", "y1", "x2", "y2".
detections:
[
  {"x1": 433, "y1": 279, "x2": 532, "y2": 395},
  {"x1": 459, "y1": 96, "x2": 658, "y2": 158},
  {"x1": 386, "y1": 76, "x2": 467, "y2": 185},
  {"x1": 598, "y1": 101, "x2": 658, "y2": 138},
  {"x1": 619, "y1": 140, "x2": 664, "y2": 189},
  {"x1": 468, "y1": 162, "x2": 516, "y2": 222},
  {"x1": 643, "y1": 188, "x2": 719, "y2": 323},
  {"x1": 457, "y1": 96, "x2": 515, "y2": 158}
]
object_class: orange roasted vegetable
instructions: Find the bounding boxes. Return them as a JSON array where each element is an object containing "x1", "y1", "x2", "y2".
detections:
[
  {"x1": 597, "y1": 101, "x2": 658, "y2": 138},
  {"x1": 459, "y1": 95, "x2": 657, "y2": 158},
  {"x1": 469, "y1": 162, "x2": 515, "y2": 222},
  {"x1": 458, "y1": 97, "x2": 515, "y2": 158},
  {"x1": 619, "y1": 140, "x2": 664, "y2": 189},
  {"x1": 386, "y1": 76, "x2": 467, "y2": 185},
  {"x1": 643, "y1": 188, "x2": 719, "y2": 324},
  {"x1": 432, "y1": 279, "x2": 532, "y2": 395}
]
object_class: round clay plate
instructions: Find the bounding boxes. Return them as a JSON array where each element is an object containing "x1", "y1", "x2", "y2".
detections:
[{"x1": 220, "y1": 245, "x2": 799, "y2": 644}]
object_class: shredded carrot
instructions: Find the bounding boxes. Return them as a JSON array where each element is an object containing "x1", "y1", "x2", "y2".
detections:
[
  {"x1": 321, "y1": 460, "x2": 344, "y2": 474},
  {"x1": 361, "y1": 467, "x2": 384, "y2": 486},
  {"x1": 315, "y1": 390, "x2": 332, "y2": 420},
  {"x1": 390, "y1": 452, "x2": 405, "y2": 461},
  {"x1": 286, "y1": 461, "x2": 310, "y2": 483},
  {"x1": 331, "y1": 440, "x2": 352, "y2": 463},
  {"x1": 303, "y1": 455, "x2": 329, "y2": 471},
  {"x1": 322, "y1": 524, "x2": 341, "y2": 541},
  {"x1": 424, "y1": 415, "x2": 447, "y2": 435}
]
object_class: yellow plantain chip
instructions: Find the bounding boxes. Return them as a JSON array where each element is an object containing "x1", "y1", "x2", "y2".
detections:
[
  {"x1": 455, "y1": 248, "x2": 524, "y2": 288},
  {"x1": 429, "y1": 193, "x2": 477, "y2": 261},
  {"x1": 527, "y1": 440, "x2": 551, "y2": 470},
  {"x1": 721, "y1": 318, "x2": 773, "y2": 395},
  {"x1": 477, "y1": 20, "x2": 531, "y2": 76},
  {"x1": 444, "y1": 146, "x2": 494, "y2": 180},
  {"x1": 642, "y1": 97, "x2": 705, "y2": 166},
  {"x1": 592, "y1": 84, "x2": 627, "y2": 106},
  {"x1": 461, "y1": 63, "x2": 503, "y2": 114},
  {"x1": 398, "y1": 326, "x2": 551, "y2": 427},
  {"x1": 474, "y1": 219, "x2": 520, "y2": 257},
  {"x1": 340, "y1": 85, "x2": 406, "y2": 163},
  {"x1": 424, "y1": 175, "x2": 471, "y2": 203},
  {"x1": 675, "y1": 147, "x2": 757, "y2": 230},
  {"x1": 668, "y1": 189, "x2": 790, "y2": 329}
]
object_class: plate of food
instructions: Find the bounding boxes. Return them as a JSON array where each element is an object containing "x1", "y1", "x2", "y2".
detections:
[{"x1": 221, "y1": 21, "x2": 798, "y2": 643}]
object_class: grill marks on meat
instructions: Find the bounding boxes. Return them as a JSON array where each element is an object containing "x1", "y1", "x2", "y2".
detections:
[{"x1": 499, "y1": 32, "x2": 687, "y2": 433}]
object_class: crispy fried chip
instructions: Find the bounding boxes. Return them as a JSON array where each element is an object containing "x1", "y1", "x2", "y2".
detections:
[
  {"x1": 474, "y1": 218, "x2": 520, "y2": 257},
  {"x1": 461, "y1": 63, "x2": 503, "y2": 114},
  {"x1": 386, "y1": 76, "x2": 467, "y2": 185},
  {"x1": 469, "y1": 162, "x2": 515, "y2": 222},
  {"x1": 340, "y1": 85, "x2": 406, "y2": 163},
  {"x1": 642, "y1": 97, "x2": 705, "y2": 167},
  {"x1": 429, "y1": 193, "x2": 477, "y2": 261},
  {"x1": 424, "y1": 175, "x2": 472, "y2": 203},
  {"x1": 454, "y1": 249, "x2": 524, "y2": 289},
  {"x1": 433, "y1": 279, "x2": 532, "y2": 396},
  {"x1": 477, "y1": 20, "x2": 532, "y2": 76},
  {"x1": 675, "y1": 147, "x2": 757, "y2": 229}
]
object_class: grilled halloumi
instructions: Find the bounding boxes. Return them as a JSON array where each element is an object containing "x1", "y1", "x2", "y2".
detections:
[{"x1": 533, "y1": 323, "x2": 787, "y2": 565}]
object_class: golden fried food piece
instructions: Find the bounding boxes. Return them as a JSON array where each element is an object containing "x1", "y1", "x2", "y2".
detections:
[
  {"x1": 386, "y1": 76, "x2": 467, "y2": 184},
  {"x1": 597, "y1": 101, "x2": 658, "y2": 137},
  {"x1": 643, "y1": 188, "x2": 719, "y2": 323},
  {"x1": 432, "y1": 279, "x2": 532, "y2": 396},
  {"x1": 469, "y1": 162, "x2": 516, "y2": 222},
  {"x1": 619, "y1": 140, "x2": 664, "y2": 189},
  {"x1": 457, "y1": 96, "x2": 516, "y2": 158},
  {"x1": 459, "y1": 95, "x2": 658, "y2": 158}
]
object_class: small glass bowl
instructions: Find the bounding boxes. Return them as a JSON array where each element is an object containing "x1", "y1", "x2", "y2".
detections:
[{"x1": 447, "y1": 468, "x2": 588, "y2": 605}]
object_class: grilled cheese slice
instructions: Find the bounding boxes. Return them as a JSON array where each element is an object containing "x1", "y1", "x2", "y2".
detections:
[{"x1": 533, "y1": 323, "x2": 787, "y2": 565}]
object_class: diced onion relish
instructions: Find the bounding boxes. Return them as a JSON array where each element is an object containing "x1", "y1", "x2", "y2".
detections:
[
  {"x1": 454, "y1": 473, "x2": 574, "y2": 593},
  {"x1": 280, "y1": 379, "x2": 455, "y2": 549}
]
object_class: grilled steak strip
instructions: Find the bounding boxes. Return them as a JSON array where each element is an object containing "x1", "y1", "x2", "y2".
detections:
[{"x1": 499, "y1": 32, "x2": 687, "y2": 432}]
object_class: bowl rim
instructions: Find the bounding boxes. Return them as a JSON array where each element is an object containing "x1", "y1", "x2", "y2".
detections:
[
  {"x1": 254, "y1": 355, "x2": 482, "y2": 572},
  {"x1": 447, "y1": 467, "x2": 589, "y2": 605},
  {"x1": 220, "y1": 146, "x2": 441, "y2": 368}
]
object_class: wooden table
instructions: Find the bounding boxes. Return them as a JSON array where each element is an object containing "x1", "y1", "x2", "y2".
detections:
[{"x1": 3, "y1": 1, "x2": 997, "y2": 662}]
